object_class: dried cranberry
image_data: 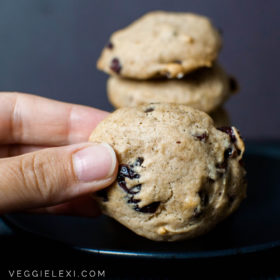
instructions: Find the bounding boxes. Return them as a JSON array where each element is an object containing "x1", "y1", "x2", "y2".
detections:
[
  {"x1": 127, "y1": 197, "x2": 141, "y2": 204},
  {"x1": 128, "y1": 184, "x2": 142, "y2": 194},
  {"x1": 224, "y1": 148, "x2": 233, "y2": 159},
  {"x1": 116, "y1": 162, "x2": 160, "y2": 214},
  {"x1": 217, "y1": 126, "x2": 236, "y2": 143},
  {"x1": 106, "y1": 42, "x2": 114, "y2": 49},
  {"x1": 118, "y1": 164, "x2": 139, "y2": 180},
  {"x1": 134, "y1": 201, "x2": 160, "y2": 213},
  {"x1": 117, "y1": 164, "x2": 140, "y2": 194},
  {"x1": 135, "y1": 157, "x2": 144, "y2": 166},
  {"x1": 110, "y1": 58, "x2": 122, "y2": 74},
  {"x1": 117, "y1": 179, "x2": 129, "y2": 193},
  {"x1": 194, "y1": 132, "x2": 208, "y2": 142}
]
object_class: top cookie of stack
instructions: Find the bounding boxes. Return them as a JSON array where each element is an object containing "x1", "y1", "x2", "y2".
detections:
[{"x1": 97, "y1": 11, "x2": 237, "y2": 114}]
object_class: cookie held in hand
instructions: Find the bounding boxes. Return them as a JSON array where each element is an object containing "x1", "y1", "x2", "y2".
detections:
[{"x1": 89, "y1": 104, "x2": 246, "y2": 241}]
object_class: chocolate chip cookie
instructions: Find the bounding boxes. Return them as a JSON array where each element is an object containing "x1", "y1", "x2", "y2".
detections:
[
  {"x1": 97, "y1": 11, "x2": 222, "y2": 79},
  {"x1": 89, "y1": 104, "x2": 246, "y2": 241}
]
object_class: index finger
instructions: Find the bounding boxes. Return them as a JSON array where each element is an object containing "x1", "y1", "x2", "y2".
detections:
[{"x1": 0, "y1": 92, "x2": 109, "y2": 145}]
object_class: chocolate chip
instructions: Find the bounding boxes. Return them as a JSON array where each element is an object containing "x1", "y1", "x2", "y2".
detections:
[
  {"x1": 110, "y1": 57, "x2": 122, "y2": 74},
  {"x1": 96, "y1": 189, "x2": 108, "y2": 202},
  {"x1": 144, "y1": 107, "x2": 154, "y2": 113},
  {"x1": 134, "y1": 201, "x2": 160, "y2": 213},
  {"x1": 176, "y1": 141, "x2": 181, "y2": 144},
  {"x1": 194, "y1": 132, "x2": 208, "y2": 142},
  {"x1": 217, "y1": 127, "x2": 236, "y2": 143},
  {"x1": 106, "y1": 41, "x2": 114, "y2": 49},
  {"x1": 229, "y1": 76, "x2": 238, "y2": 92}
]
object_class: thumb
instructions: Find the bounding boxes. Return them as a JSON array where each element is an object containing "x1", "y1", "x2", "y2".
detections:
[{"x1": 0, "y1": 142, "x2": 117, "y2": 214}]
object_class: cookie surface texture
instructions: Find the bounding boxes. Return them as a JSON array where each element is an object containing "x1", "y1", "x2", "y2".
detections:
[
  {"x1": 107, "y1": 64, "x2": 231, "y2": 113},
  {"x1": 89, "y1": 104, "x2": 246, "y2": 241},
  {"x1": 97, "y1": 11, "x2": 222, "y2": 79}
]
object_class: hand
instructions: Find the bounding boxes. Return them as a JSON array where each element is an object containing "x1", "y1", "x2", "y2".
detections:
[{"x1": 0, "y1": 92, "x2": 118, "y2": 216}]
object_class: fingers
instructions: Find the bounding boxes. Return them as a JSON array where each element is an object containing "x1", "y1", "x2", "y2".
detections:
[
  {"x1": 0, "y1": 92, "x2": 108, "y2": 145},
  {"x1": 0, "y1": 144, "x2": 49, "y2": 158},
  {"x1": 0, "y1": 142, "x2": 118, "y2": 214}
]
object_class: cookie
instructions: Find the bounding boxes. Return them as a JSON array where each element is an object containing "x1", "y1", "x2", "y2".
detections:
[
  {"x1": 97, "y1": 11, "x2": 222, "y2": 79},
  {"x1": 107, "y1": 64, "x2": 235, "y2": 113},
  {"x1": 89, "y1": 104, "x2": 246, "y2": 241}
]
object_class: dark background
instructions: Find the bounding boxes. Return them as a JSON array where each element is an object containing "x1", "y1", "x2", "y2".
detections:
[{"x1": 0, "y1": 0, "x2": 279, "y2": 139}]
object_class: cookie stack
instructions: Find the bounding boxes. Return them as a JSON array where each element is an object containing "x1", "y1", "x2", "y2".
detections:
[
  {"x1": 93, "y1": 11, "x2": 247, "y2": 242},
  {"x1": 97, "y1": 11, "x2": 238, "y2": 126}
]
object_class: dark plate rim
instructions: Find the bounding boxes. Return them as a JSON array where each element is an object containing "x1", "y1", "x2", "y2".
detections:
[
  {"x1": 76, "y1": 240, "x2": 280, "y2": 259},
  {"x1": 3, "y1": 213, "x2": 280, "y2": 260}
]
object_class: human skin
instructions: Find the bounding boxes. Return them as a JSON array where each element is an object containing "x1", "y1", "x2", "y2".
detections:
[{"x1": 0, "y1": 92, "x2": 118, "y2": 216}]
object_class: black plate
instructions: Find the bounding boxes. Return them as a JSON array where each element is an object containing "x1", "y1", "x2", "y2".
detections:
[{"x1": 4, "y1": 142, "x2": 280, "y2": 259}]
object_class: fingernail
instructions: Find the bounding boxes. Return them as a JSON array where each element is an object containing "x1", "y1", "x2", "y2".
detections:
[{"x1": 73, "y1": 143, "x2": 116, "y2": 182}]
